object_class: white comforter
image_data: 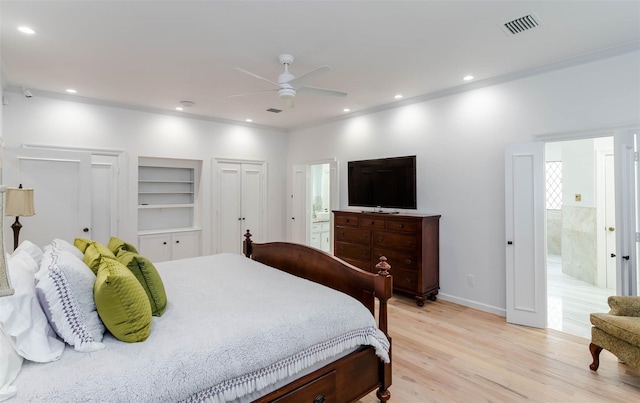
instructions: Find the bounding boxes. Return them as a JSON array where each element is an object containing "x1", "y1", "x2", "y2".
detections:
[{"x1": 11, "y1": 253, "x2": 389, "y2": 402}]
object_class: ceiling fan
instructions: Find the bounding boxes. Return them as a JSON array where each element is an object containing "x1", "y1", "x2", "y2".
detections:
[{"x1": 229, "y1": 54, "x2": 347, "y2": 108}]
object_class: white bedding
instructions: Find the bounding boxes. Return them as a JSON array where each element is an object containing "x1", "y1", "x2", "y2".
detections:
[{"x1": 10, "y1": 253, "x2": 389, "y2": 402}]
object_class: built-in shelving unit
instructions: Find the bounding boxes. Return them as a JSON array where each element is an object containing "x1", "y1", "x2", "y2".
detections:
[{"x1": 138, "y1": 157, "x2": 202, "y2": 262}]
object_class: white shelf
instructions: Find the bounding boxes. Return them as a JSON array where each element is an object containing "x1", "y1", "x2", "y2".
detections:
[
  {"x1": 138, "y1": 158, "x2": 200, "y2": 232},
  {"x1": 138, "y1": 204, "x2": 194, "y2": 209}
]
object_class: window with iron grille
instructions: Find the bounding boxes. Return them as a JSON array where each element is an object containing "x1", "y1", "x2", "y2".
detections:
[{"x1": 546, "y1": 161, "x2": 562, "y2": 210}]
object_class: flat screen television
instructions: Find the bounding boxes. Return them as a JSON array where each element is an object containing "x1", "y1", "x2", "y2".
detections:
[{"x1": 348, "y1": 155, "x2": 417, "y2": 210}]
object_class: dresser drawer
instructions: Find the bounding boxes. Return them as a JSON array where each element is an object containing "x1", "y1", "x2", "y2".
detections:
[
  {"x1": 335, "y1": 242, "x2": 371, "y2": 263},
  {"x1": 336, "y1": 226, "x2": 370, "y2": 245},
  {"x1": 386, "y1": 218, "x2": 419, "y2": 233},
  {"x1": 392, "y1": 268, "x2": 419, "y2": 292},
  {"x1": 273, "y1": 370, "x2": 336, "y2": 403},
  {"x1": 358, "y1": 216, "x2": 386, "y2": 229},
  {"x1": 373, "y1": 231, "x2": 419, "y2": 250},
  {"x1": 334, "y1": 214, "x2": 359, "y2": 227},
  {"x1": 373, "y1": 248, "x2": 419, "y2": 272}
]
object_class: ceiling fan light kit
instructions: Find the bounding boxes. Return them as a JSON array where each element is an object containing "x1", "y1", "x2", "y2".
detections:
[{"x1": 231, "y1": 54, "x2": 347, "y2": 108}]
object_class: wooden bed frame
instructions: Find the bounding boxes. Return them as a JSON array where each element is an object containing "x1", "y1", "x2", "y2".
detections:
[{"x1": 243, "y1": 231, "x2": 393, "y2": 402}]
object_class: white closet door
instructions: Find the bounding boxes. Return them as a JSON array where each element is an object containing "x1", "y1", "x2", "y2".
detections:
[
  {"x1": 91, "y1": 155, "x2": 119, "y2": 245},
  {"x1": 2, "y1": 147, "x2": 92, "y2": 249},
  {"x1": 241, "y1": 163, "x2": 264, "y2": 243},
  {"x1": 505, "y1": 142, "x2": 546, "y2": 328},
  {"x1": 217, "y1": 162, "x2": 243, "y2": 254}
]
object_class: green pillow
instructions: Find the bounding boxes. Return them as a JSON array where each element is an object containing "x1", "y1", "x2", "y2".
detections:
[
  {"x1": 82, "y1": 241, "x2": 116, "y2": 275},
  {"x1": 73, "y1": 238, "x2": 93, "y2": 253},
  {"x1": 116, "y1": 251, "x2": 167, "y2": 316},
  {"x1": 108, "y1": 237, "x2": 139, "y2": 255},
  {"x1": 94, "y1": 258, "x2": 152, "y2": 343}
]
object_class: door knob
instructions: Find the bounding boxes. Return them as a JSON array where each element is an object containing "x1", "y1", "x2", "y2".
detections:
[
  {"x1": 608, "y1": 227, "x2": 615, "y2": 232},
  {"x1": 83, "y1": 227, "x2": 89, "y2": 233},
  {"x1": 611, "y1": 253, "x2": 616, "y2": 258}
]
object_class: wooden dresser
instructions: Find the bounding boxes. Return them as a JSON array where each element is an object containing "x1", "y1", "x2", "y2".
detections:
[{"x1": 333, "y1": 210, "x2": 440, "y2": 306}]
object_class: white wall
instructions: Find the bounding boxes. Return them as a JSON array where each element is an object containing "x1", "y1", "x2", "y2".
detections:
[
  {"x1": 288, "y1": 50, "x2": 640, "y2": 314},
  {"x1": 1, "y1": 94, "x2": 289, "y2": 254}
]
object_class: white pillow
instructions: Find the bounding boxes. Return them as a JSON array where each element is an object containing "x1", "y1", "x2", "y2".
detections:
[
  {"x1": 0, "y1": 251, "x2": 65, "y2": 362},
  {"x1": 10, "y1": 240, "x2": 43, "y2": 267},
  {"x1": 51, "y1": 238, "x2": 84, "y2": 260},
  {"x1": 0, "y1": 330, "x2": 22, "y2": 401},
  {"x1": 36, "y1": 246, "x2": 105, "y2": 352}
]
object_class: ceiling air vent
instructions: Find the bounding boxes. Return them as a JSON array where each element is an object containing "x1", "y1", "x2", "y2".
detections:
[
  {"x1": 266, "y1": 108, "x2": 282, "y2": 113},
  {"x1": 501, "y1": 13, "x2": 543, "y2": 36}
]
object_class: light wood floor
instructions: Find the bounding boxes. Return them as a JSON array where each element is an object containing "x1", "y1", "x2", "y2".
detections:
[{"x1": 359, "y1": 295, "x2": 640, "y2": 403}]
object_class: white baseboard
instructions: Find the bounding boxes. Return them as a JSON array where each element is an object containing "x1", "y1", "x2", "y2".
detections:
[{"x1": 437, "y1": 293, "x2": 506, "y2": 317}]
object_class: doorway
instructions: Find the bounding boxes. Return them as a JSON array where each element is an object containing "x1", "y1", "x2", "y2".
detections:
[
  {"x1": 545, "y1": 137, "x2": 615, "y2": 339},
  {"x1": 308, "y1": 163, "x2": 331, "y2": 252},
  {"x1": 290, "y1": 160, "x2": 338, "y2": 252}
]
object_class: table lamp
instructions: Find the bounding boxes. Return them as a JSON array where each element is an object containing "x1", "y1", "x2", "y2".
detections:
[{"x1": 5, "y1": 184, "x2": 35, "y2": 251}]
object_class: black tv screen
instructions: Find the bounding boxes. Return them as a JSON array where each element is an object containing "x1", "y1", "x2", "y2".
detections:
[{"x1": 348, "y1": 156, "x2": 417, "y2": 210}]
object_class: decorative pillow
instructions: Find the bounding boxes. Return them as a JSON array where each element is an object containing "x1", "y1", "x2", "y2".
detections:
[
  {"x1": 82, "y1": 241, "x2": 116, "y2": 275},
  {"x1": 116, "y1": 251, "x2": 167, "y2": 316},
  {"x1": 10, "y1": 240, "x2": 43, "y2": 267},
  {"x1": 94, "y1": 258, "x2": 152, "y2": 343},
  {"x1": 36, "y1": 247, "x2": 105, "y2": 352},
  {"x1": 0, "y1": 330, "x2": 22, "y2": 401},
  {"x1": 52, "y1": 238, "x2": 84, "y2": 260},
  {"x1": 0, "y1": 251, "x2": 64, "y2": 362},
  {"x1": 73, "y1": 238, "x2": 93, "y2": 254},
  {"x1": 108, "y1": 236, "x2": 139, "y2": 255}
]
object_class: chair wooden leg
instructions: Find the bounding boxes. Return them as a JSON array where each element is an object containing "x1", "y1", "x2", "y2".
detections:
[{"x1": 589, "y1": 342, "x2": 603, "y2": 371}]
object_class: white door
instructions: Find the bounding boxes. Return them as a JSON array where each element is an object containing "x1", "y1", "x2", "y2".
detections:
[
  {"x1": 218, "y1": 162, "x2": 243, "y2": 254},
  {"x1": 604, "y1": 154, "x2": 617, "y2": 289},
  {"x1": 291, "y1": 164, "x2": 307, "y2": 244},
  {"x1": 614, "y1": 131, "x2": 638, "y2": 295},
  {"x1": 91, "y1": 155, "x2": 119, "y2": 245},
  {"x1": 241, "y1": 164, "x2": 264, "y2": 243},
  {"x1": 505, "y1": 142, "x2": 546, "y2": 328},
  {"x1": 216, "y1": 161, "x2": 265, "y2": 254},
  {"x1": 3, "y1": 147, "x2": 92, "y2": 249}
]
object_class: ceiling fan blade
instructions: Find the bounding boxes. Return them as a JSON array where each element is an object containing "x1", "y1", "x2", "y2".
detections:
[
  {"x1": 234, "y1": 67, "x2": 279, "y2": 87},
  {"x1": 297, "y1": 86, "x2": 347, "y2": 97},
  {"x1": 289, "y1": 65, "x2": 331, "y2": 89},
  {"x1": 228, "y1": 89, "x2": 277, "y2": 98}
]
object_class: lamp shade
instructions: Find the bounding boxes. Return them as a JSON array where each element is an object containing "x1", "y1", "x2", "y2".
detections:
[{"x1": 5, "y1": 187, "x2": 35, "y2": 217}]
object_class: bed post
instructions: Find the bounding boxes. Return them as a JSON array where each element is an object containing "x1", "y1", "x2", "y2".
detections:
[
  {"x1": 375, "y1": 255, "x2": 392, "y2": 402},
  {"x1": 243, "y1": 230, "x2": 253, "y2": 258},
  {"x1": 375, "y1": 256, "x2": 392, "y2": 335}
]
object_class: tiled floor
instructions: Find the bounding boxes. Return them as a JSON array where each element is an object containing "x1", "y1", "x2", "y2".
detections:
[{"x1": 547, "y1": 254, "x2": 614, "y2": 339}]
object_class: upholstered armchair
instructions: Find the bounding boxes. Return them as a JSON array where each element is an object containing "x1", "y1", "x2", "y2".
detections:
[{"x1": 589, "y1": 296, "x2": 640, "y2": 371}]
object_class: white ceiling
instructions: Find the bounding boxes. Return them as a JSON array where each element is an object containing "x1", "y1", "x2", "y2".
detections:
[{"x1": 1, "y1": 1, "x2": 639, "y2": 131}]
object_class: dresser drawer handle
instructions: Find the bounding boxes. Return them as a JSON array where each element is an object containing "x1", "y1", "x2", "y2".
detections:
[
  {"x1": 314, "y1": 394, "x2": 326, "y2": 403},
  {"x1": 399, "y1": 224, "x2": 404, "y2": 228},
  {"x1": 406, "y1": 277, "x2": 413, "y2": 284},
  {"x1": 406, "y1": 241, "x2": 412, "y2": 246},
  {"x1": 362, "y1": 235, "x2": 367, "y2": 239},
  {"x1": 377, "y1": 236, "x2": 383, "y2": 242},
  {"x1": 362, "y1": 251, "x2": 368, "y2": 256},
  {"x1": 405, "y1": 259, "x2": 412, "y2": 265},
  {"x1": 370, "y1": 221, "x2": 375, "y2": 225}
]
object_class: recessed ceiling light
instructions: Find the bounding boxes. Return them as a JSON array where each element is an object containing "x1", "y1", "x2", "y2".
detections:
[
  {"x1": 343, "y1": 108, "x2": 350, "y2": 112},
  {"x1": 175, "y1": 106, "x2": 183, "y2": 111},
  {"x1": 245, "y1": 118, "x2": 253, "y2": 123},
  {"x1": 463, "y1": 75, "x2": 474, "y2": 81},
  {"x1": 66, "y1": 89, "x2": 77, "y2": 94},
  {"x1": 394, "y1": 94, "x2": 403, "y2": 99},
  {"x1": 18, "y1": 26, "x2": 36, "y2": 35}
]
